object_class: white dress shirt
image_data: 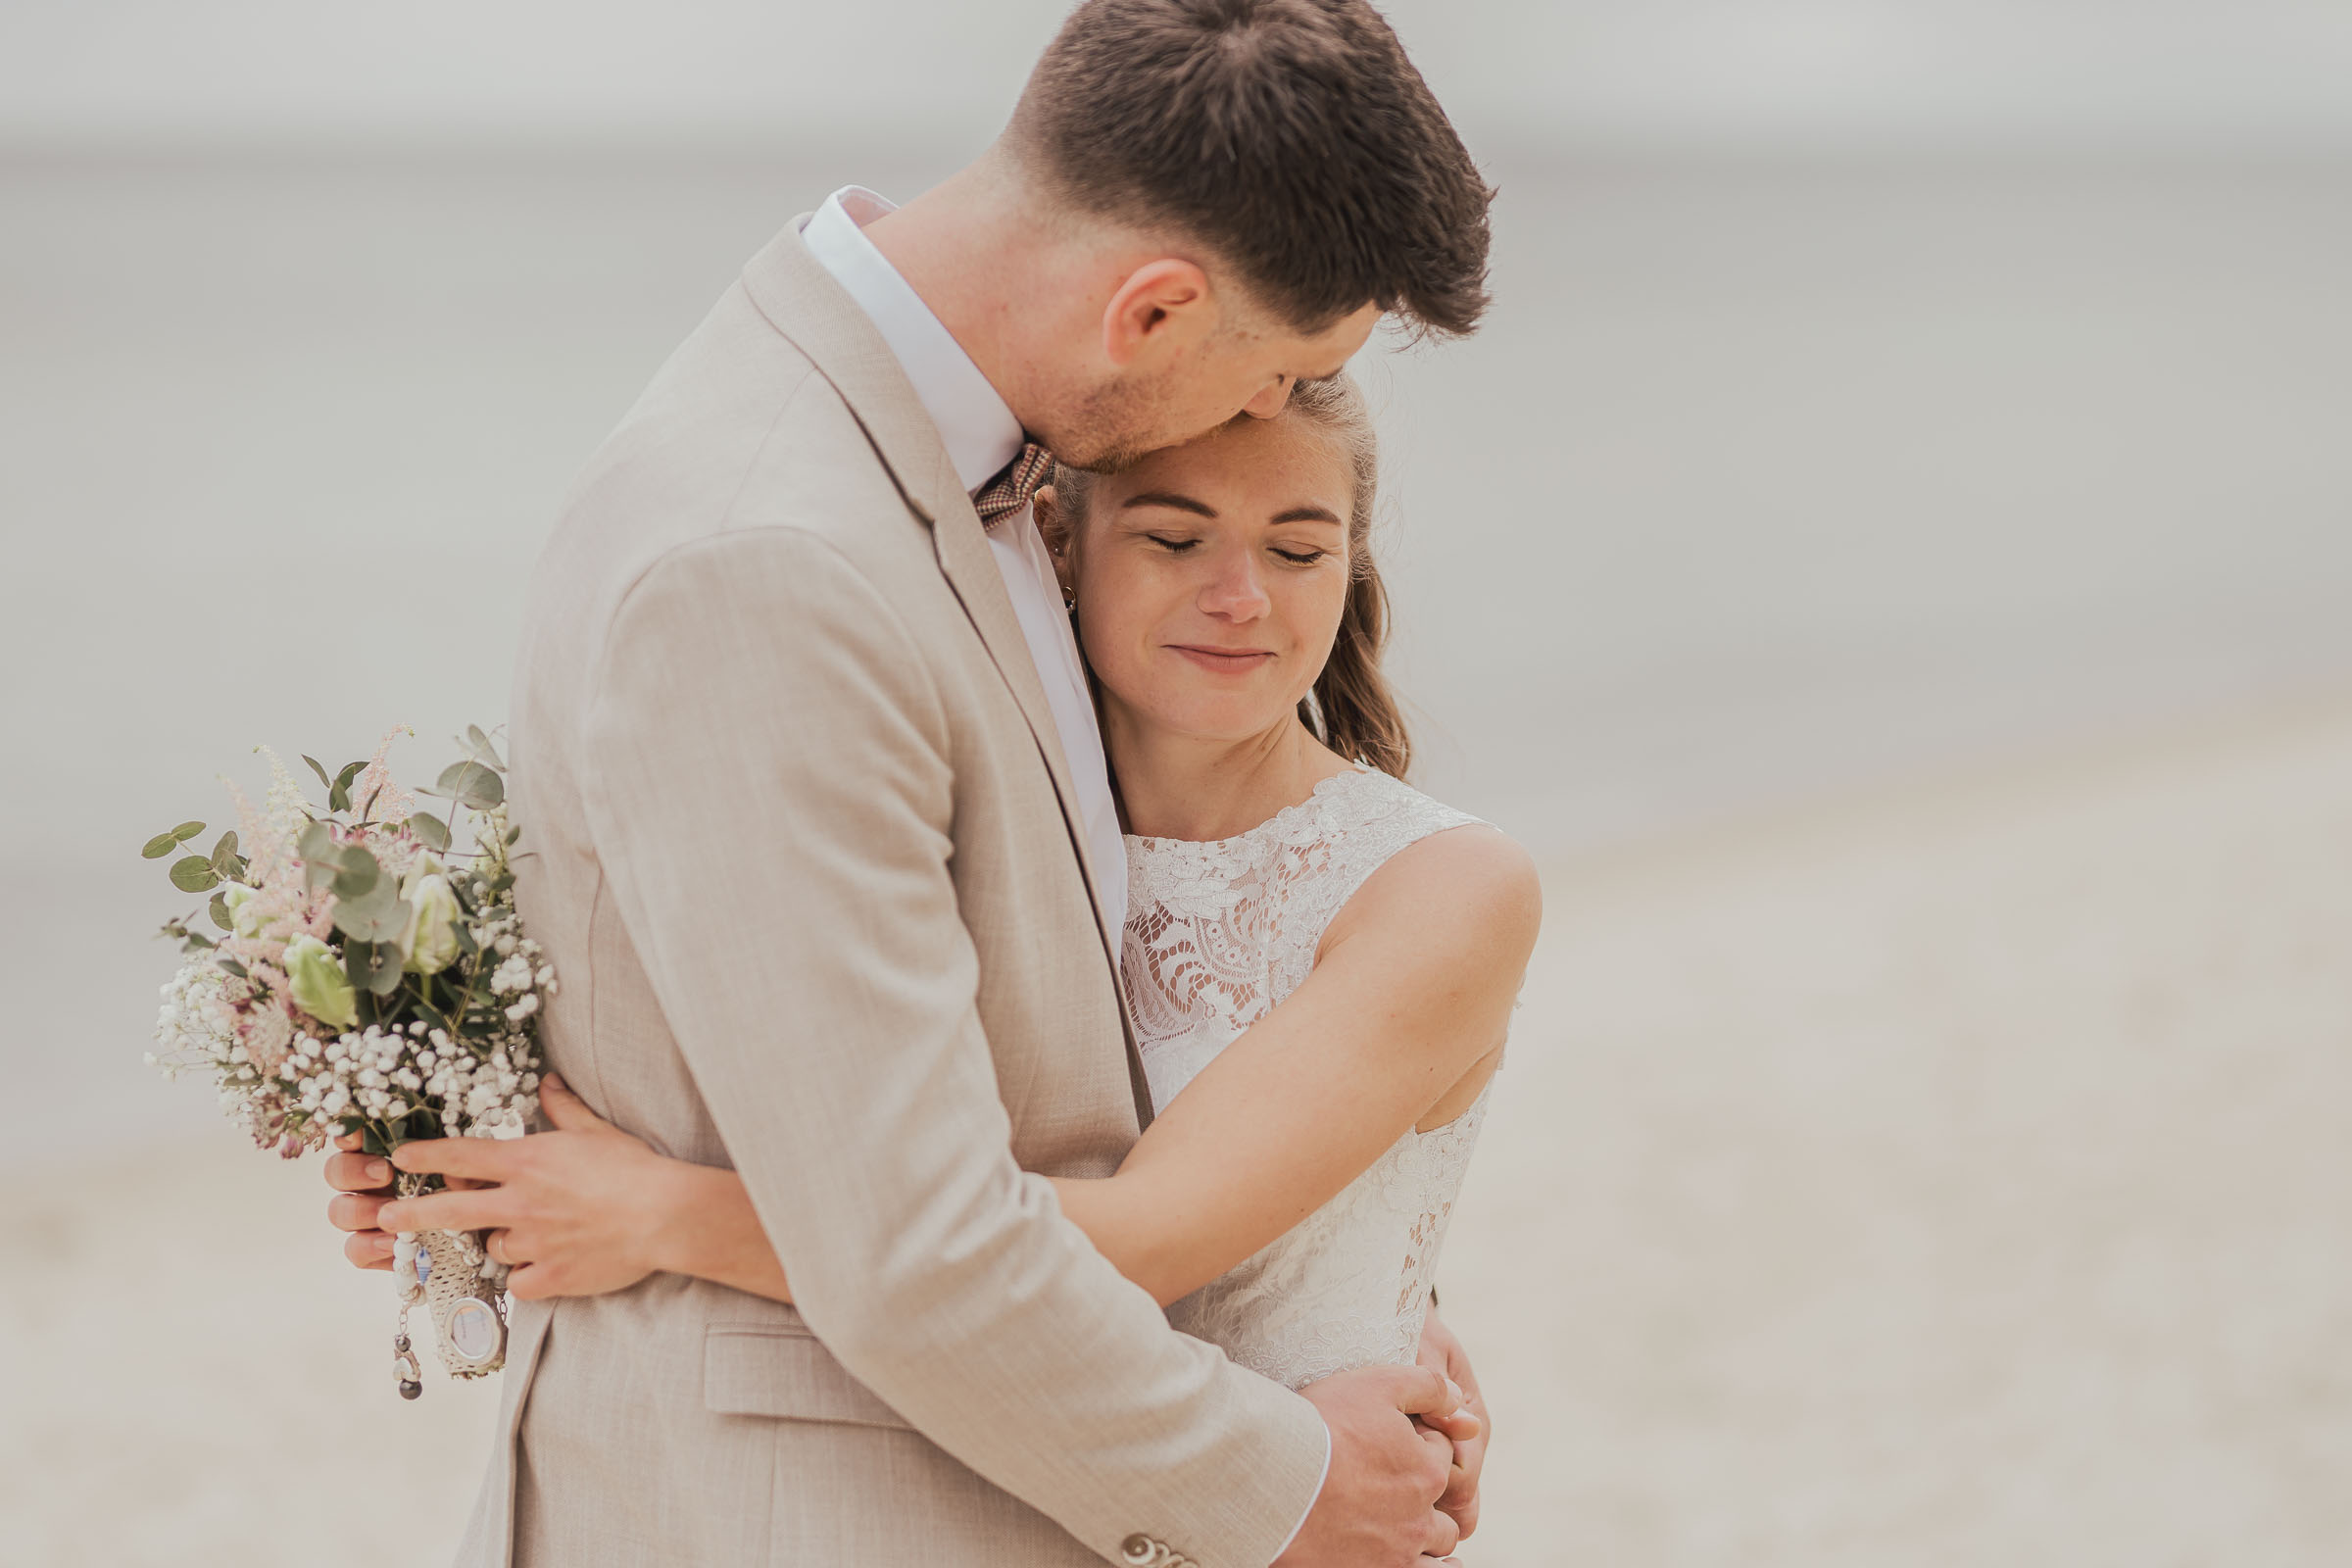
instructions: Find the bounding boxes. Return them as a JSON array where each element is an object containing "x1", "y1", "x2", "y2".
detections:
[
  {"x1": 801, "y1": 187, "x2": 1127, "y2": 955},
  {"x1": 802, "y1": 184, "x2": 1329, "y2": 1552}
]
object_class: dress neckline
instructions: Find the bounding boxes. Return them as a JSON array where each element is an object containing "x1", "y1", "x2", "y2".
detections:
[{"x1": 1123, "y1": 764, "x2": 1377, "y2": 852}]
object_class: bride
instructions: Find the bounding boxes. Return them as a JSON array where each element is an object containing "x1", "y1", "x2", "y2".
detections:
[{"x1": 356, "y1": 372, "x2": 1537, "y2": 1530}]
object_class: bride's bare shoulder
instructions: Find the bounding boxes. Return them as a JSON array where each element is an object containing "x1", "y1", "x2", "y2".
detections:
[{"x1": 1324, "y1": 816, "x2": 1543, "y2": 969}]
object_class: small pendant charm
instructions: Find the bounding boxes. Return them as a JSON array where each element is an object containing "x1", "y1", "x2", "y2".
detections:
[{"x1": 394, "y1": 1330, "x2": 424, "y2": 1400}]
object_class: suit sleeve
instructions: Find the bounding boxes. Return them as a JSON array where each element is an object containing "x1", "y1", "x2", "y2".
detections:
[{"x1": 578, "y1": 529, "x2": 1329, "y2": 1567}]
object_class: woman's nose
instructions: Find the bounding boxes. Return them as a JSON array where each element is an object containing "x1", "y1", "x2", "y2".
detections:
[{"x1": 1199, "y1": 553, "x2": 1272, "y2": 620}]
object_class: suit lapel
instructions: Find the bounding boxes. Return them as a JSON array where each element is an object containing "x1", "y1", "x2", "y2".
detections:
[{"x1": 738, "y1": 220, "x2": 1150, "y2": 1118}]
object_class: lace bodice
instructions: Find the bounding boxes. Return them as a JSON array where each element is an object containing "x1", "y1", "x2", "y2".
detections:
[{"x1": 1123, "y1": 765, "x2": 1493, "y2": 1389}]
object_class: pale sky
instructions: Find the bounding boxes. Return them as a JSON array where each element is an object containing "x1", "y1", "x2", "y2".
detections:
[{"x1": 6, "y1": 0, "x2": 2352, "y2": 152}]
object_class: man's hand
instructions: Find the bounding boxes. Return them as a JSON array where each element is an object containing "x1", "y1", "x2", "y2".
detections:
[
  {"x1": 1275, "y1": 1363, "x2": 1474, "y2": 1567},
  {"x1": 1417, "y1": 1304, "x2": 1491, "y2": 1543}
]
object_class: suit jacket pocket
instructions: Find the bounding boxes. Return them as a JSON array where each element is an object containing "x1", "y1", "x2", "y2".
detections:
[{"x1": 703, "y1": 1323, "x2": 914, "y2": 1430}]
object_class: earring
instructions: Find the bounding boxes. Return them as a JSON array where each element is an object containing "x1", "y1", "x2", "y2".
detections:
[{"x1": 1060, "y1": 582, "x2": 1076, "y2": 610}]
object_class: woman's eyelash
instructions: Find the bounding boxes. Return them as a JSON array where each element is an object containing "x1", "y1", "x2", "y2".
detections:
[
  {"x1": 1273, "y1": 548, "x2": 1328, "y2": 565},
  {"x1": 1149, "y1": 535, "x2": 1200, "y2": 553}
]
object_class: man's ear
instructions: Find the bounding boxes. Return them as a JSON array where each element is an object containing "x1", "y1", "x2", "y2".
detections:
[{"x1": 1102, "y1": 258, "x2": 1214, "y2": 368}]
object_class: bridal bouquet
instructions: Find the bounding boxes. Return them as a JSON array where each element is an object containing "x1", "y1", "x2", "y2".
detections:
[{"x1": 144, "y1": 727, "x2": 550, "y2": 1397}]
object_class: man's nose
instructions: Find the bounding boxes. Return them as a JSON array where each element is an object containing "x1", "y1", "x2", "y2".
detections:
[{"x1": 1242, "y1": 375, "x2": 1295, "y2": 420}]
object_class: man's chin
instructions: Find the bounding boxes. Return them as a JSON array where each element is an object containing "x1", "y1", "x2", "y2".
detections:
[{"x1": 1045, "y1": 436, "x2": 1155, "y2": 476}]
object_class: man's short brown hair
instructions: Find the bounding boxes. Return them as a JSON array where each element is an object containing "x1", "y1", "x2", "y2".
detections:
[{"x1": 1008, "y1": 0, "x2": 1493, "y2": 338}]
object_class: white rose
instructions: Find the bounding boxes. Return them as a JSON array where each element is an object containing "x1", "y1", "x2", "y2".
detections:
[
  {"x1": 400, "y1": 871, "x2": 464, "y2": 976},
  {"x1": 220, "y1": 882, "x2": 264, "y2": 938}
]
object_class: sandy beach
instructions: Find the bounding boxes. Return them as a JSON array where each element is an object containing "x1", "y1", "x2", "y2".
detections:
[{"x1": 11, "y1": 689, "x2": 2349, "y2": 1565}]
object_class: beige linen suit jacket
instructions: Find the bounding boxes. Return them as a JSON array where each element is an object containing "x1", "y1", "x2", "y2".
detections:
[{"x1": 456, "y1": 220, "x2": 1329, "y2": 1567}]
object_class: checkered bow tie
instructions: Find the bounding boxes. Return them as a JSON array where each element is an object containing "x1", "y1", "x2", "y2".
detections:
[{"x1": 971, "y1": 442, "x2": 1055, "y2": 528}]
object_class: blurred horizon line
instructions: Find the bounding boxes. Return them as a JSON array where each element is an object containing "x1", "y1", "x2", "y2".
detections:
[{"x1": 13, "y1": 126, "x2": 2352, "y2": 173}]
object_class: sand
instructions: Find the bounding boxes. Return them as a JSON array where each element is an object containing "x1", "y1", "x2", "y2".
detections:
[{"x1": 9, "y1": 692, "x2": 2351, "y2": 1565}]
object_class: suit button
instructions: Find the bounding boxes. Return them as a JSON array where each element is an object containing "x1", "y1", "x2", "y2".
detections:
[{"x1": 1120, "y1": 1537, "x2": 1156, "y2": 1566}]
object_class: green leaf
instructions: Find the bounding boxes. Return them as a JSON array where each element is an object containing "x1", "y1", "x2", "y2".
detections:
[
  {"x1": 172, "y1": 820, "x2": 207, "y2": 844},
  {"x1": 216, "y1": 956, "x2": 249, "y2": 979},
  {"x1": 462, "y1": 725, "x2": 506, "y2": 771},
  {"x1": 169, "y1": 856, "x2": 221, "y2": 894},
  {"x1": 209, "y1": 830, "x2": 241, "y2": 875},
  {"x1": 504, "y1": 823, "x2": 522, "y2": 847},
  {"x1": 182, "y1": 932, "x2": 216, "y2": 952},
  {"x1": 300, "y1": 823, "x2": 379, "y2": 898},
  {"x1": 141, "y1": 831, "x2": 180, "y2": 859},
  {"x1": 409, "y1": 810, "x2": 451, "y2": 852},
  {"x1": 412, "y1": 997, "x2": 452, "y2": 1037},
  {"x1": 434, "y1": 760, "x2": 504, "y2": 811},
  {"x1": 329, "y1": 760, "x2": 366, "y2": 814},
  {"x1": 208, "y1": 892, "x2": 234, "y2": 931},
  {"x1": 332, "y1": 886, "x2": 409, "y2": 945},
  {"x1": 345, "y1": 938, "x2": 403, "y2": 995},
  {"x1": 329, "y1": 848, "x2": 380, "y2": 901},
  {"x1": 302, "y1": 755, "x2": 335, "y2": 793}
]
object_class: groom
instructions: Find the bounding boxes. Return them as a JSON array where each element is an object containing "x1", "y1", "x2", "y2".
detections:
[{"x1": 325, "y1": 2, "x2": 1494, "y2": 1563}]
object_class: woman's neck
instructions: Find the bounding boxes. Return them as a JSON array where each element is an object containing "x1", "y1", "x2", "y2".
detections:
[{"x1": 1107, "y1": 708, "x2": 1350, "y2": 843}]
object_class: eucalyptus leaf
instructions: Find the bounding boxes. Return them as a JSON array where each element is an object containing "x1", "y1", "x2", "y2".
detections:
[
  {"x1": 141, "y1": 831, "x2": 179, "y2": 859},
  {"x1": 209, "y1": 893, "x2": 233, "y2": 931},
  {"x1": 300, "y1": 823, "x2": 345, "y2": 889},
  {"x1": 332, "y1": 891, "x2": 410, "y2": 945},
  {"x1": 409, "y1": 810, "x2": 451, "y2": 852},
  {"x1": 169, "y1": 856, "x2": 221, "y2": 894},
  {"x1": 329, "y1": 760, "x2": 366, "y2": 813},
  {"x1": 345, "y1": 938, "x2": 403, "y2": 996},
  {"x1": 172, "y1": 821, "x2": 206, "y2": 843},
  {"x1": 303, "y1": 755, "x2": 335, "y2": 793},
  {"x1": 463, "y1": 725, "x2": 506, "y2": 771},
  {"x1": 209, "y1": 830, "x2": 240, "y2": 874},
  {"x1": 182, "y1": 932, "x2": 216, "y2": 951},
  {"x1": 329, "y1": 848, "x2": 381, "y2": 901},
  {"x1": 435, "y1": 760, "x2": 504, "y2": 810},
  {"x1": 216, "y1": 956, "x2": 249, "y2": 979}
]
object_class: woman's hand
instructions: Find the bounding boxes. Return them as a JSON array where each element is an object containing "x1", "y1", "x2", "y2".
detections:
[
  {"x1": 1416, "y1": 1305, "x2": 1490, "y2": 1542},
  {"x1": 372, "y1": 1076, "x2": 686, "y2": 1301}
]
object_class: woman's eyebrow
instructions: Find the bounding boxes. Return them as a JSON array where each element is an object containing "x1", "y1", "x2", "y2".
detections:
[
  {"x1": 1120, "y1": 490, "x2": 1219, "y2": 518},
  {"x1": 1269, "y1": 505, "x2": 1344, "y2": 525}
]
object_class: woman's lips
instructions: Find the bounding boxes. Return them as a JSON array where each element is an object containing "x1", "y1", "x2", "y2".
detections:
[{"x1": 1168, "y1": 644, "x2": 1275, "y2": 673}]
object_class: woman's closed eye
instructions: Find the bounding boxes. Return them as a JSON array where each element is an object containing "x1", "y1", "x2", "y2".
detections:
[
  {"x1": 1271, "y1": 546, "x2": 1329, "y2": 566},
  {"x1": 1147, "y1": 533, "x2": 1201, "y2": 554}
]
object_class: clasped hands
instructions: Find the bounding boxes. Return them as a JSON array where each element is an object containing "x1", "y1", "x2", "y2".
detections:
[{"x1": 323, "y1": 1077, "x2": 1490, "y2": 1561}]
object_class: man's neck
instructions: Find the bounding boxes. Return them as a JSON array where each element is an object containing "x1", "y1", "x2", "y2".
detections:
[{"x1": 862, "y1": 160, "x2": 1071, "y2": 434}]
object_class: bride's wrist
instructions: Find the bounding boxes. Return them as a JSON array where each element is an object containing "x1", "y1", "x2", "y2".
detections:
[{"x1": 637, "y1": 1155, "x2": 714, "y2": 1279}]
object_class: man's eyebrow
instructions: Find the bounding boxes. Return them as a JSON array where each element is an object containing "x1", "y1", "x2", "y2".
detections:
[
  {"x1": 1120, "y1": 491, "x2": 1219, "y2": 518},
  {"x1": 1270, "y1": 505, "x2": 1344, "y2": 525}
]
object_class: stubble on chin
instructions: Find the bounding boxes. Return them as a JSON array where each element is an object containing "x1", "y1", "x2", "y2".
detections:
[{"x1": 1046, "y1": 376, "x2": 1205, "y2": 475}]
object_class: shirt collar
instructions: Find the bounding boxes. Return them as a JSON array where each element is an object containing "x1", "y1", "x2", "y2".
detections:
[{"x1": 801, "y1": 186, "x2": 1025, "y2": 495}]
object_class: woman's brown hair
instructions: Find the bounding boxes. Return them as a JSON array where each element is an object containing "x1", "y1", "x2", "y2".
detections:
[{"x1": 1048, "y1": 372, "x2": 1413, "y2": 778}]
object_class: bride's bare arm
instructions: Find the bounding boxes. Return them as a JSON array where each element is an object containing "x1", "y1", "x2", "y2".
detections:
[
  {"x1": 371, "y1": 827, "x2": 1536, "y2": 1311},
  {"x1": 1054, "y1": 824, "x2": 1539, "y2": 1303}
]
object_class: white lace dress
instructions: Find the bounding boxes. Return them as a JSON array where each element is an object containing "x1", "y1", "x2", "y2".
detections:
[{"x1": 1123, "y1": 764, "x2": 1494, "y2": 1390}]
